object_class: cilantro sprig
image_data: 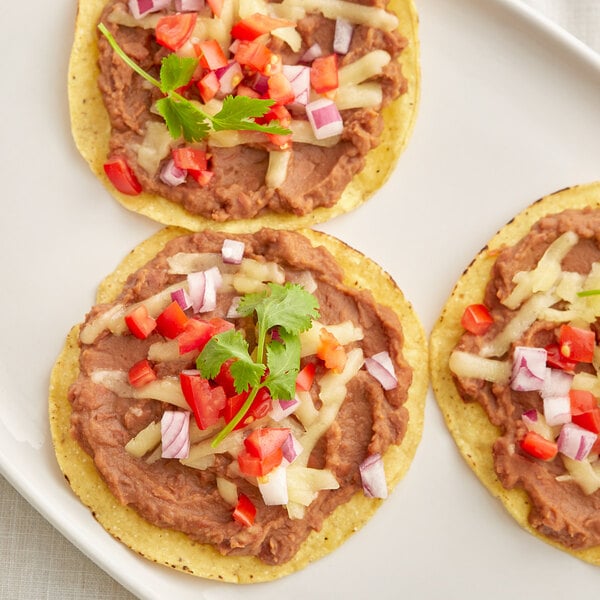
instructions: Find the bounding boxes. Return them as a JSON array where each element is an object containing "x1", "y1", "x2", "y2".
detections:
[
  {"x1": 577, "y1": 289, "x2": 600, "y2": 297},
  {"x1": 98, "y1": 23, "x2": 291, "y2": 143},
  {"x1": 196, "y1": 283, "x2": 320, "y2": 447}
]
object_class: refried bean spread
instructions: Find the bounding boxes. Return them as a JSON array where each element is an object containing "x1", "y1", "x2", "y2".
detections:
[
  {"x1": 68, "y1": 229, "x2": 412, "y2": 564},
  {"x1": 451, "y1": 209, "x2": 600, "y2": 550}
]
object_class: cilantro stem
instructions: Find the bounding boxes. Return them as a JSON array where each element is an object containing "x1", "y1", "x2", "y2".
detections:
[
  {"x1": 98, "y1": 23, "x2": 161, "y2": 89},
  {"x1": 211, "y1": 386, "x2": 261, "y2": 448},
  {"x1": 577, "y1": 289, "x2": 600, "y2": 297}
]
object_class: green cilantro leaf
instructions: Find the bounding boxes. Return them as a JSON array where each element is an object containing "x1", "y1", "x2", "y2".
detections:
[
  {"x1": 98, "y1": 24, "x2": 293, "y2": 143},
  {"x1": 263, "y1": 330, "x2": 301, "y2": 400},
  {"x1": 156, "y1": 97, "x2": 211, "y2": 142},
  {"x1": 196, "y1": 329, "x2": 264, "y2": 393},
  {"x1": 160, "y1": 54, "x2": 197, "y2": 93}
]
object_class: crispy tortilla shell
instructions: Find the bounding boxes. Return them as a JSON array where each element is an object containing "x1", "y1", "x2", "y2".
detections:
[
  {"x1": 49, "y1": 227, "x2": 427, "y2": 582},
  {"x1": 429, "y1": 180, "x2": 600, "y2": 564},
  {"x1": 67, "y1": 0, "x2": 420, "y2": 232}
]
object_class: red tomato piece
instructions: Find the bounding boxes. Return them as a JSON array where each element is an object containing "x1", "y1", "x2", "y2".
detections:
[
  {"x1": 232, "y1": 493, "x2": 256, "y2": 526},
  {"x1": 223, "y1": 388, "x2": 272, "y2": 429},
  {"x1": 197, "y1": 39, "x2": 228, "y2": 70},
  {"x1": 213, "y1": 359, "x2": 237, "y2": 396},
  {"x1": 569, "y1": 389, "x2": 597, "y2": 415},
  {"x1": 244, "y1": 427, "x2": 290, "y2": 458},
  {"x1": 155, "y1": 12, "x2": 198, "y2": 51},
  {"x1": 237, "y1": 446, "x2": 283, "y2": 477},
  {"x1": 103, "y1": 157, "x2": 142, "y2": 196},
  {"x1": 197, "y1": 70, "x2": 220, "y2": 103},
  {"x1": 156, "y1": 301, "x2": 189, "y2": 339},
  {"x1": 267, "y1": 72, "x2": 295, "y2": 106},
  {"x1": 310, "y1": 54, "x2": 338, "y2": 94},
  {"x1": 573, "y1": 407, "x2": 600, "y2": 434},
  {"x1": 179, "y1": 371, "x2": 226, "y2": 429},
  {"x1": 231, "y1": 13, "x2": 294, "y2": 41},
  {"x1": 124, "y1": 305, "x2": 157, "y2": 340},
  {"x1": 295, "y1": 362, "x2": 316, "y2": 392},
  {"x1": 317, "y1": 329, "x2": 346, "y2": 373},
  {"x1": 559, "y1": 324, "x2": 595, "y2": 363},
  {"x1": 128, "y1": 359, "x2": 157, "y2": 388},
  {"x1": 545, "y1": 342, "x2": 578, "y2": 371},
  {"x1": 172, "y1": 147, "x2": 208, "y2": 172},
  {"x1": 460, "y1": 303, "x2": 494, "y2": 336},
  {"x1": 234, "y1": 41, "x2": 281, "y2": 75},
  {"x1": 188, "y1": 169, "x2": 214, "y2": 187},
  {"x1": 520, "y1": 430, "x2": 558, "y2": 461}
]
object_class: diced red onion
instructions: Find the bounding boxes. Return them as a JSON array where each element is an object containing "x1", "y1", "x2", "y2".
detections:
[
  {"x1": 215, "y1": 61, "x2": 243, "y2": 95},
  {"x1": 161, "y1": 410, "x2": 191, "y2": 459},
  {"x1": 249, "y1": 73, "x2": 269, "y2": 95},
  {"x1": 282, "y1": 65, "x2": 311, "y2": 106},
  {"x1": 540, "y1": 368, "x2": 573, "y2": 399},
  {"x1": 364, "y1": 351, "x2": 397, "y2": 391},
  {"x1": 543, "y1": 396, "x2": 572, "y2": 426},
  {"x1": 270, "y1": 396, "x2": 300, "y2": 421},
  {"x1": 281, "y1": 433, "x2": 303, "y2": 463},
  {"x1": 128, "y1": 0, "x2": 170, "y2": 19},
  {"x1": 521, "y1": 409, "x2": 539, "y2": 429},
  {"x1": 510, "y1": 346, "x2": 547, "y2": 392},
  {"x1": 333, "y1": 18, "x2": 354, "y2": 55},
  {"x1": 160, "y1": 158, "x2": 187, "y2": 187},
  {"x1": 187, "y1": 266, "x2": 222, "y2": 313},
  {"x1": 221, "y1": 239, "x2": 245, "y2": 265},
  {"x1": 175, "y1": 0, "x2": 204, "y2": 10},
  {"x1": 171, "y1": 287, "x2": 192, "y2": 311},
  {"x1": 557, "y1": 422, "x2": 597, "y2": 461},
  {"x1": 359, "y1": 453, "x2": 388, "y2": 499},
  {"x1": 306, "y1": 99, "x2": 343, "y2": 140},
  {"x1": 258, "y1": 464, "x2": 288, "y2": 506},
  {"x1": 300, "y1": 43, "x2": 323, "y2": 63}
]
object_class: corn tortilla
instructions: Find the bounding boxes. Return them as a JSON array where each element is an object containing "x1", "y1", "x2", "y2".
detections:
[
  {"x1": 49, "y1": 227, "x2": 427, "y2": 582},
  {"x1": 429, "y1": 180, "x2": 600, "y2": 564},
  {"x1": 67, "y1": 0, "x2": 420, "y2": 231}
]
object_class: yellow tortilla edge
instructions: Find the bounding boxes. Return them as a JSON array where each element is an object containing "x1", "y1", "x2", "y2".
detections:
[
  {"x1": 67, "y1": 0, "x2": 420, "y2": 232},
  {"x1": 49, "y1": 226, "x2": 427, "y2": 583},
  {"x1": 429, "y1": 180, "x2": 600, "y2": 565}
]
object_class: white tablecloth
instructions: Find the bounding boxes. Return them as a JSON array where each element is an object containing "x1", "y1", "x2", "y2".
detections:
[{"x1": 2, "y1": 1, "x2": 599, "y2": 598}]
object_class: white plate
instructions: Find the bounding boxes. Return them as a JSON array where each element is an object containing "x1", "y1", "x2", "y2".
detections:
[{"x1": 2, "y1": 0, "x2": 600, "y2": 598}]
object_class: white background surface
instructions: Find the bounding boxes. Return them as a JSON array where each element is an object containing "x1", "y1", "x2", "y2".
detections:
[{"x1": 2, "y1": 0, "x2": 600, "y2": 598}]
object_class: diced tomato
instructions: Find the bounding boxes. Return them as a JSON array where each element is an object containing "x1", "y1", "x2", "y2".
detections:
[
  {"x1": 179, "y1": 371, "x2": 226, "y2": 429},
  {"x1": 197, "y1": 70, "x2": 220, "y2": 103},
  {"x1": 156, "y1": 301, "x2": 189, "y2": 339},
  {"x1": 206, "y1": 0, "x2": 223, "y2": 17},
  {"x1": 223, "y1": 387, "x2": 272, "y2": 429},
  {"x1": 155, "y1": 13, "x2": 198, "y2": 51},
  {"x1": 559, "y1": 324, "x2": 595, "y2": 363},
  {"x1": 124, "y1": 305, "x2": 157, "y2": 340},
  {"x1": 573, "y1": 407, "x2": 600, "y2": 434},
  {"x1": 128, "y1": 359, "x2": 157, "y2": 388},
  {"x1": 172, "y1": 147, "x2": 208, "y2": 172},
  {"x1": 232, "y1": 493, "x2": 256, "y2": 526},
  {"x1": 177, "y1": 317, "x2": 233, "y2": 355},
  {"x1": 196, "y1": 39, "x2": 228, "y2": 70},
  {"x1": 519, "y1": 430, "x2": 558, "y2": 461},
  {"x1": 237, "y1": 446, "x2": 283, "y2": 477},
  {"x1": 231, "y1": 13, "x2": 294, "y2": 41},
  {"x1": 569, "y1": 389, "x2": 597, "y2": 415},
  {"x1": 103, "y1": 157, "x2": 142, "y2": 196},
  {"x1": 317, "y1": 329, "x2": 346, "y2": 373},
  {"x1": 545, "y1": 342, "x2": 578, "y2": 371},
  {"x1": 234, "y1": 40, "x2": 281, "y2": 75},
  {"x1": 256, "y1": 103, "x2": 291, "y2": 126},
  {"x1": 267, "y1": 72, "x2": 295, "y2": 105},
  {"x1": 244, "y1": 427, "x2": 290, "y2": 458},
  {"x1": 310, "y1": 54, "x2": 338, "y2": 94},
  {"x1": 460, "y1": 303, "x2": 494, "y2": 336},
  {"x1": 295, "y1": 362, "x2": 316, "y2": 391},
  {"x1": 213, "y1": 359, "x2": 237, "y2": 396},
  {"x1": 188, "y1": 169, "x2": 214, "y2": 186}
]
